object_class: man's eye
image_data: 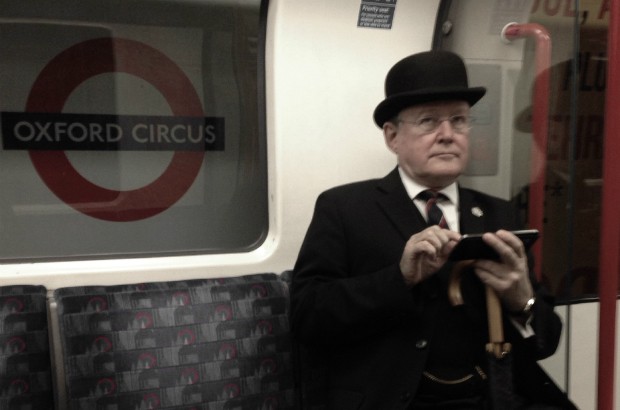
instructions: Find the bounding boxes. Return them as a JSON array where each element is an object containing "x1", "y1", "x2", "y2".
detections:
[
  {"x1": 451, "y1": 115, "x2": 467, "y2": 125},
  {"x1": 417, "y1": 117, "x2": 436, "y2": 126}
]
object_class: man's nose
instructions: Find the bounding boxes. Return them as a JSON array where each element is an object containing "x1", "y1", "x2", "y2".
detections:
[{"x1": 436, "y1": 119, "x2": 455, "y2": 136}]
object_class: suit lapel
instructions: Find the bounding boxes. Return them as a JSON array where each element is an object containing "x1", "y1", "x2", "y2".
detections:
[
  {"x1": 375, "y1": 168, "x2": 427, "y2": 240},
  {"x1": 458, "y1": 187, "x2": 487, "y2": 234}
]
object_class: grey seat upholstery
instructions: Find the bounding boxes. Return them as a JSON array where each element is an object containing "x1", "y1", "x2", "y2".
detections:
[
  {"x1": 52, "y1": 274, "x2": 296, "y2": 409},
  {"x1": 0, "y1": 285, "x2": 53, "y2": 410}
]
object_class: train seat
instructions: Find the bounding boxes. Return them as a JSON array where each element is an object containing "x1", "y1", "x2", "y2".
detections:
[
  {"x1": 50, "y1": 273, "x2": 296, "y2": 409},
  {"x1": 0, "y1": 285, "x2": 54, "y2": 410}
]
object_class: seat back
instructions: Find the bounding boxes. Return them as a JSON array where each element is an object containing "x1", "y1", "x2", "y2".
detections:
[
  {"x1": 52, "y1": 274, "x2": 296, "y2": 409},
  {"x1": 0, "y1": 285, "x2": 53, "y2": 409}
]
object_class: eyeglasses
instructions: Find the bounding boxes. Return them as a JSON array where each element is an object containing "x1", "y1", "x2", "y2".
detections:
[{"x1": 398, "y1": 114, "x2": 472, "y2": 133}]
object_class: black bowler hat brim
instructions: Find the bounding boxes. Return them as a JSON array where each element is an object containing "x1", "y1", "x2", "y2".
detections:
[
  {"x1": 373, "y1": 87, "x2": 486, "y2": 127},
  {"x1": 373, "y1": 51, "x2": 487, "y2": 127}
]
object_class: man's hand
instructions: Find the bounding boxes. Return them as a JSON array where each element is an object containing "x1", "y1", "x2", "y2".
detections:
[
  {"x1": 473, "y1": 229, "x2": 534, "y2": 312},
  {"x1": 400, "y1": 226, "x2": 461, "y2": 287}
]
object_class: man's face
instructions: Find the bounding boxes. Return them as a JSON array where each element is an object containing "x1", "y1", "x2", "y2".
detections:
[{"x1": 383, "y1": 100, "x2": 471, "y2": 189}]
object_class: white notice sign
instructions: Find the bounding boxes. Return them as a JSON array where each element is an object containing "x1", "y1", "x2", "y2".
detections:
[{"x1": 357, "y1": 0, "x2": 397, "y2": 29}]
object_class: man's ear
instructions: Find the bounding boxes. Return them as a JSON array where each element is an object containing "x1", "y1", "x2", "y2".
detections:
[{"x1": 383, "y1": 122, "x2": 399, "y2": 153}]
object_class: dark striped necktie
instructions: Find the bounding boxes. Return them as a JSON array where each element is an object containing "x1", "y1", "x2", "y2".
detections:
[{"x1": 417, "y1": 190, "x2": 448, "y2": 229}]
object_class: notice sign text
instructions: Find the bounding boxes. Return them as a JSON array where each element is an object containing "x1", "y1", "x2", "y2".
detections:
[{"x1": 358, "y1": 0, "x2": 397, "y2": 29}]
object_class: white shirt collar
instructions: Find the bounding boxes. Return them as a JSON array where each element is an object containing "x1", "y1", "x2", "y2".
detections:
[{"x1": 397, "y1": 167, "x2": 459, "y2": 205}]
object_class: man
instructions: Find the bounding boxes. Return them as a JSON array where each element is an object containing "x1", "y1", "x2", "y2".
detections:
[{"x1": 290, "y1": 51, "x2": 574, "y2": 409}]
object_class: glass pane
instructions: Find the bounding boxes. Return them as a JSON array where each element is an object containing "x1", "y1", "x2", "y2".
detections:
[
  {"x1": 0, "y1": 0, "x2": 267, "y2": 261},
  {"x1": 434, "y1": 0, "x2": 596, "y2": 398},
  {"x1": 437, "y1": 1, "x2": 614, "y2": 405},
  {"x1": 527, "y1": 2, "x2": 606, "y2": 303},
  {"x1": 437, "y1": 0, "x2": 610, "y2": 302}
]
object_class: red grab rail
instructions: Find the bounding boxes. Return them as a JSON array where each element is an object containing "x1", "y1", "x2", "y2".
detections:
[
  {"x1": 501, "y1": 23, "x2": 551, "y2": 280},
  {"x1": 597, "y1": 0, "x2": 620, "y2": 408}
]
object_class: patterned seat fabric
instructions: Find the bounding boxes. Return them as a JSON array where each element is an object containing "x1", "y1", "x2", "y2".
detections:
[
  {"x1": 54, "y1": 273, "x2": 296, "y2": 410},
  {"x1": 0, "y1": 285, "x2": 54, "y2": 410}
]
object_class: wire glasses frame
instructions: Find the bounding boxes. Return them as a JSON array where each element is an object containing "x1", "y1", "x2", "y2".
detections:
[{"x1": 397, "y1": 114, "x2": 473, "y2": 133}]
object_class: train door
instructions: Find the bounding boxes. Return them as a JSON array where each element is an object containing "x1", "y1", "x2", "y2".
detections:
[{"x1": 436, "y1": 1, "x2": 618, "y2": 408}]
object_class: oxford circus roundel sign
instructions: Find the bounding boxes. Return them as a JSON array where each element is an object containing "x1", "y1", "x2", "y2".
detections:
[{"x1": 25, "y1": 37, "x2": 205, "y2": 222}]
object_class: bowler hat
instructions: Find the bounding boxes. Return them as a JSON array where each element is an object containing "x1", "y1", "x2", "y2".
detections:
[{"x1": 373, "y1": 50, "x2": 486, "y2": 127}]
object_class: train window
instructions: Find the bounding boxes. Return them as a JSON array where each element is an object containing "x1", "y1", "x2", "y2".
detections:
[
  {"x1": 436, "y1": 0, "x2": 611, "y2": 303},
  {"x1": 0, "y1": 0, "x2": 268, "y2": 261}
]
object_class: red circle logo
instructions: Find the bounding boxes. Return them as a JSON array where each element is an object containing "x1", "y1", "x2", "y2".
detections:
[{"x1": 26, "y1": 38, "x2": 205, "y2": 221}]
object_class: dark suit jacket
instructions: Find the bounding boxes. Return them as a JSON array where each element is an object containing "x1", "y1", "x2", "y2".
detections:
[{"x1": 291, "y1": 168, "x2": 574, "y2": 410}]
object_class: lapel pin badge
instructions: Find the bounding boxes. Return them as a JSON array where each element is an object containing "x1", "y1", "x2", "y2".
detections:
[{"x1": 471, "y1": 207, "x2": 484, "y2": 217}]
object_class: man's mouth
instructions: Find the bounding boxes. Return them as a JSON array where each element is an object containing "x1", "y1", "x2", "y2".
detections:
[{"x1": 431, "y1": 152, "x2": 458, "y2": 158}]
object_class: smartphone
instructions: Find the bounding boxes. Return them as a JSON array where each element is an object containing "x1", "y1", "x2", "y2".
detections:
[{"x1": 448, "y1": 229, "x2": 539, "y2": 261}]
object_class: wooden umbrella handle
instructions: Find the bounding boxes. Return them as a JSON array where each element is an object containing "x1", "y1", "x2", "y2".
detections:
[
  {"x1": 449, "y1": 260, "x2": 511, "y2": 358},
  {"x1": 447, "y1": 260, "x2": 474, "y2": 306}
]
